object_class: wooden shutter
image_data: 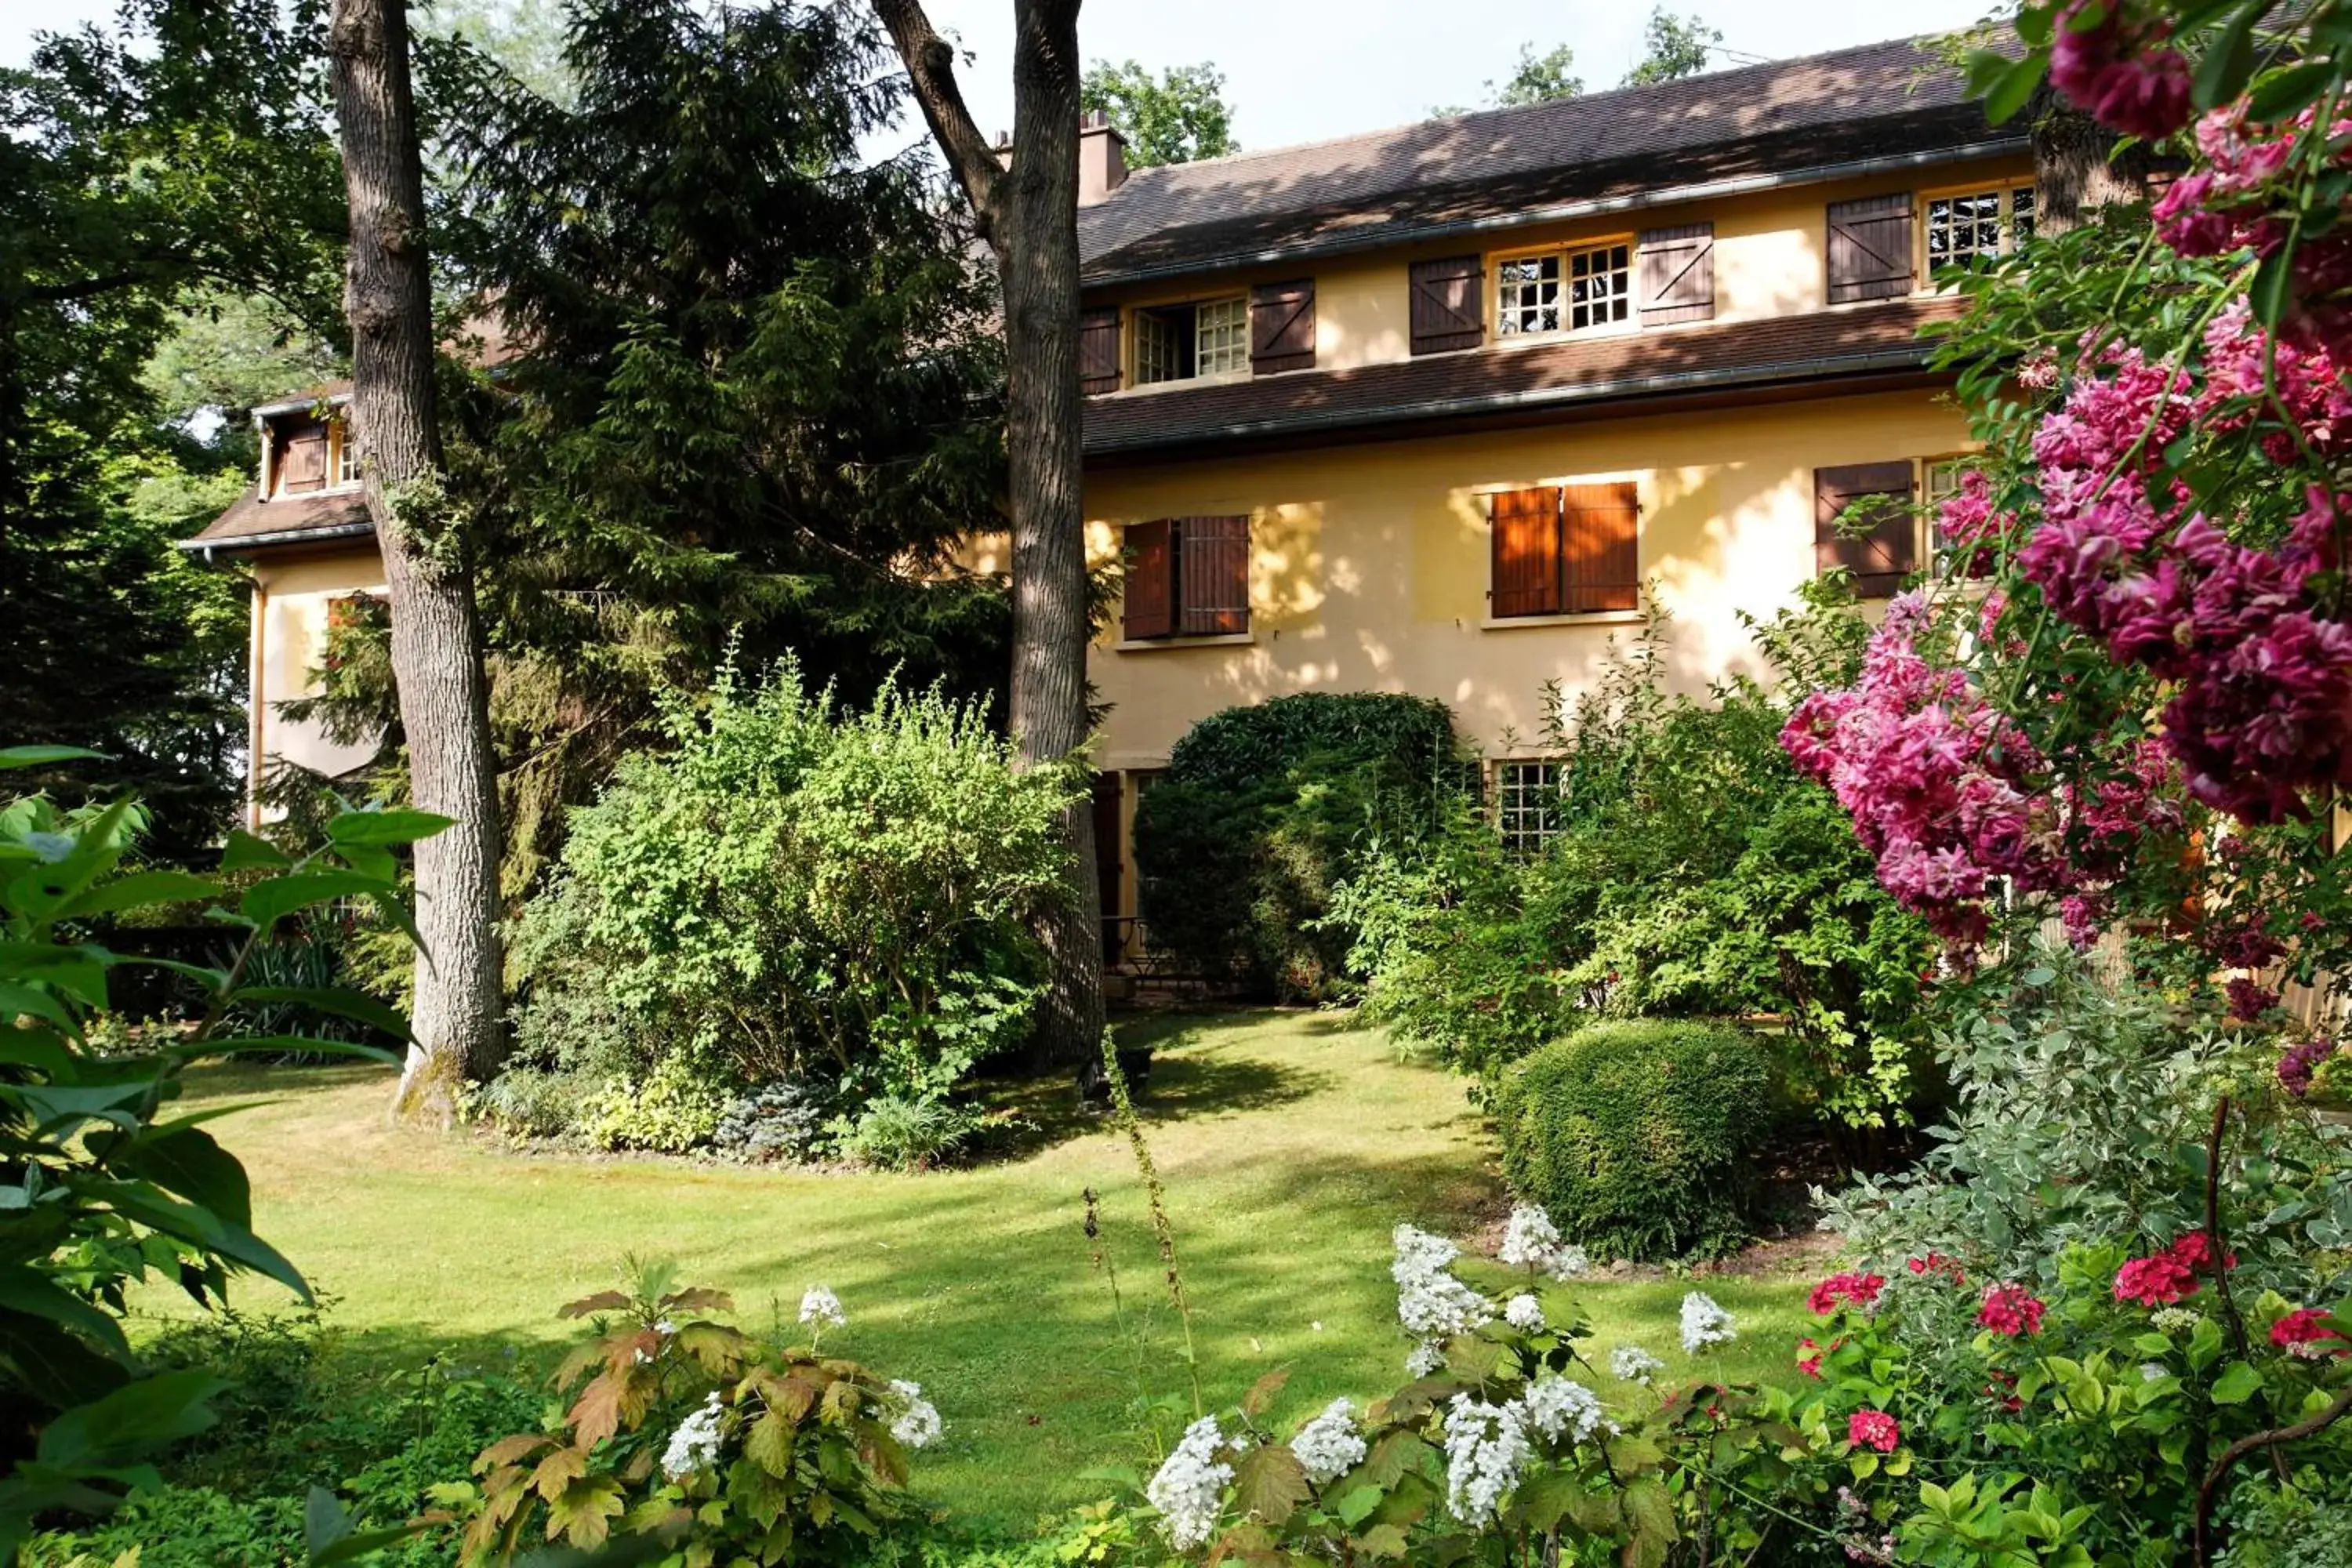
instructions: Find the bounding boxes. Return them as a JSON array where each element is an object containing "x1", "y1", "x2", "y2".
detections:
[
  {"x1": 1488, "y1": 488, "x2": 1560, "y2": 618},
  {"x1": 1248, "y1": 280, "x2": 1316, "y2": 375},
  {"x1": 1561, "y1": 482, "x2": 1640, "y2": 612},
  {"x1": 1637, "y1": 223, "x2": 1714, "y2": 326},
  {"x1": 1122, "y1": 519, "x2": 1174, "y2": 638},
  {"x1": 281, "y1": 423, "x2": 328, "y2": 494},
  {"x1": 1079, "y1": 307, "x2": 1123, "y2": 395},
  {"x1": 1826, "y1": 194, "x2": 1915, "y2": 303},
  {"x1": 1177, "y1": 514, "x2": 1250, "y2": 635},
  {"x1": 1409, "y1": 256, "x2": 1484, "y2": 354},
  {"x1": 1815, "y1": 463, "x2": 1918, "y2": 597}
]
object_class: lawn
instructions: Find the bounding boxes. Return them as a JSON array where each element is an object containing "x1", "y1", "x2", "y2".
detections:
[{"x1": 172, "y1": 1010, "x2": 1810, "y2": 1529}]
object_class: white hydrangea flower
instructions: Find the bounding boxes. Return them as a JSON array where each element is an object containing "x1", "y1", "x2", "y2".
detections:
[
  {"x1": 799, "y1": 1284, "x2": 846, "y2": 1331},
  {"x1": 1392, "y1": 1224, "x2": 1491, "y2": 1342},
  {"x1": 1147, "y1": 1415, "x2": 1232, "y2": 1550},
  {"x1": 886, "y1": 1378, "x2": 942, "y2": 1448},
  {"x1": 1442, "y1": 1395, "x2": 1530, "y2": 1526},
  {"x1": 1519, "y1": 1374, "x2": 1613, "y2": 1445},
  {"x1": 2151, "y1": 1306, "x2": 2201, "y2": 1334},
  {"x1": 1609, "y1": 1344, "x2": 1664, "y2": 1385},
  {"x1": 1497, "y1": 1204, "x2": 1588, "y2": 1279},
  {"x1": 1405, "y1": 1340, "x2": 1446, "y2": 1377},
  {"x1": 1289, "y1": 1397, "x2": 1367, "y2": 1486},
  {"x1": 659, "y1": 1390, "x2": 726, "y2": 1479},
  {"x1": 1504, "y1": 1293, "x2": 1545, "y2": 1331},
  {"x1": 1679, "y1": 1291, "x2": 1737, "y2": 1353}
]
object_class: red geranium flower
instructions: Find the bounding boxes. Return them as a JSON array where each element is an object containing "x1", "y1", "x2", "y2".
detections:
[
  {"x1": 1795, "y1": 1337, "x2": 1823, "y2": 1379},
  {"x1": 1807, "y1": 1271, "x2": 1886, "y2": 1316},
  {"x1": 1976, "y1": 1283, "x2": 2047, "y2": 1338},
  {"x1": 2270, "y1": 1308, "x2": 2349, "y2": 1359},
  {"x1": 1905, "y1": 1252, "x2": 1966, "y2": 1286},
  {"x1": 1847, "y1": 1410, "x2": 1901, "y2": 1453}
]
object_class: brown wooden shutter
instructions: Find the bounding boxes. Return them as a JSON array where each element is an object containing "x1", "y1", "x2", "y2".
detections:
[
  {"x1": 1409, "y1": 256, "x2": 1485, "y2": 354},
  {"x1": 1636, "y1": 223, "x2": 1714, "y2": 326},
  {"x1": 1561, "y1": 482, "x2": 1640, "y2": 612},
  {"x1": 1815, "y1": 462, "x2": 1918, "y2": 597},
  {"x1": 1488, "y1": 488, "x2": 1560, "y2": 618},
  {"x1": 1123, "y1": 519, "x2": 1174, "y2": 638},
  {"x1": 1079, "y1": 307, "x2": 1123, "y2": 395},
  {"x1": 281, "y1": 423, "x2": 328, "y2": 494},
  {"x1": 1247, "y1": 280, "x2": 1316, "y2": 375},
  {"x1": 1177, "y1": 514, "x2": 1250, "y2": 635},
  {"x1": 1826, "y1": 194, "x2": 1915, "y2": 303}
]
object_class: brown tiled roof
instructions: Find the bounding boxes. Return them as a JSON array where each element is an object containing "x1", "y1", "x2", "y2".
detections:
[
  {"x1": 182, "y1": 488, "x2": 376, "y2": 551},
  {"x1": 1082, "y1": 296, "x2": 1963, "y2": 459},
  {"x1": 1079, "y1": 34, "x2": 2016, "y2": 285}
]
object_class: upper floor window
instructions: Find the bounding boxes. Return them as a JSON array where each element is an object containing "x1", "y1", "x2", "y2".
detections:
[
  {"x1": 1814, "y1": 462, "x2": 1920, "y2": 597},
  {"x1": 1135, "y1": 296, "x2": 1249, "y2": 384},
  {"x1": 1120, "y1": 515, "x2": 1250, "y2": 640},
  {"x1": 1924, "y1": 186, "x2": 2036, "y2": 270},
  {"x1": 277, "y1": 420, "x2": 331, "y2": 495},
  {"x1": 1488, "y1": 482, "x2": 1640, "y2": 618},
  {"x1": 1497, "y1": 241, "x2": 1632, "y2": 338},
  {"x1": 332, "y1": 418, "x2": 359, "y2": 485}
]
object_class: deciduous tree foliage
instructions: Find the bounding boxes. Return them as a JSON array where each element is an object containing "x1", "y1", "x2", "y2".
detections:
[
  {"x1": 1079, "y1": 59, "x2": 1236, "y2": 167},
  {"x1": 0, "y1": 2, "x2": 345, "y2": 860}
]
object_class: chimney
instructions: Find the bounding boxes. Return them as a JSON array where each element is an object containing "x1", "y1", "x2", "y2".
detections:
[{"x1": 1078, "y1": 108, "x2": 1127, "y2": 205}]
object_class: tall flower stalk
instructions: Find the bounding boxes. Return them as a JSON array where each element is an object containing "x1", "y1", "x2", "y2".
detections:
[{"x1": 1101, "y1": 1030, "x2": 1204, "y2": 1417}]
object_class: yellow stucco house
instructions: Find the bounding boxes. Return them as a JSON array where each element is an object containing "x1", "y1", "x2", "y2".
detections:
[{"x1": 185, "y1": 30, "x2": 2024, "y2": 949}]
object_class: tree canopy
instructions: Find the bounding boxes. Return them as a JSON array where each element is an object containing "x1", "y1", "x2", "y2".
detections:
[
  {"x1": 1080, "y1": 59, "x2": 1236, "y2": 166},
  {"x1": 1622, "y1": 8, "x2": 1724, "y2": 87}
]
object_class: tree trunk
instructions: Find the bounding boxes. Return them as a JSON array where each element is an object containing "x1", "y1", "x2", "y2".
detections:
[
  {"x1": 328, "y1": 0, "x2": 506, "y2": 1114},
  {"x1": 876, "y1": 0, "x2": 1104, "y2": 1065},
  {"x1": 2030, "y1": 87, "x2": 2158, "y2": 234}
]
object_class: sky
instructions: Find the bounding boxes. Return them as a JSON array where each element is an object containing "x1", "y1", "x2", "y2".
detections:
[{"x1": 6, "y1": 0, "x2": 1994, "y2": 156}]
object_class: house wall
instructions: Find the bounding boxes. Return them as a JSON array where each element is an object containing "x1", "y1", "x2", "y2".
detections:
[
  {"x1": 1080, "y1": 383, "x2": 1971, "y2": 924},
  {"x1": 245, "y1": 541, "x2": 387, "y2": 825}
]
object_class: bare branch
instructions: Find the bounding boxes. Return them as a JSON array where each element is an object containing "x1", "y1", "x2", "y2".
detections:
[{"x1": 871, "y1": 0, "x2": 1004, "y2": 244}]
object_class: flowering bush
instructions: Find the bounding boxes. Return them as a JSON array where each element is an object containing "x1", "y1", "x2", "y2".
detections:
[{"x1": 456, "y1": 1263, "x2": 939, "y2": 1563}]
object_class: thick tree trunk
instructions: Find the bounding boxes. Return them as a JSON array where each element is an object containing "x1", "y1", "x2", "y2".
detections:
[
  {"x1": 328, "y1": 0, "x2": 506, "y2": 1113},
  {"x1": 2030, "y1": 87, "x2": 2158, "y2": 234},
  {"x1": 877, "y1": 0, "x2": 1104, "y2": 1065}
]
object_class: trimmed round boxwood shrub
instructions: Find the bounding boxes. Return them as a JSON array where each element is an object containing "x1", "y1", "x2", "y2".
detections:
[
  {"x1": 1133, "y1": 693, "x2": 1457, "y2": 999},
  {"x1": 1494, "y1": 1018, "x2": 1775, "y2": 1261}
]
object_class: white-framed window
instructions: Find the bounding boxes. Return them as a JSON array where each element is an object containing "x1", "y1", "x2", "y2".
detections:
[
  {"x1": 1496, "y1": 254, "x2": 1561, "y2": 336},
  {"x1": 1924, "y1": 186, "x2": 2037, "y2": 271},
  {"x1": 1567, "y1": 242, "x2": 1631, "y2": 331},
  {"x1": 1496, "y1": 241, "x2": 1632, "y2": 338},
  {"x1": 332, "y1": 418, "x2": 359, "y2": 486},
  {"x1": 1134, "y1": 296, "x2": 1250, "y2": 384},
  {"x1": 1494, "y1": 759, "x2": 1563, "y2": 857},
  {"x1": 1196, "y1": 296, "x2": 1248, "y2": 376}
]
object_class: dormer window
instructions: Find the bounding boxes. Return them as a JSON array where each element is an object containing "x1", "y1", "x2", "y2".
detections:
[
  {"x1": 1924, "y1": 186, "x2": 2037, "y2": 271},
  {"x1": 334, "y1": 418, "x2": 360, "y2": 485},
  {"x1": 1135, "y1": 296, "x2": 1249, "y2": 384},
  {"x1": 1496, "y1": 240, "x2": 1632, "y2": 338},
  {"x1": 279, "y1": 421, "x2": 331, "y2": 495}
]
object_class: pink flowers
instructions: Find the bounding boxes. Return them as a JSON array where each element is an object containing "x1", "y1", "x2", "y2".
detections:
[
  {"x1": 1796, "y1": 1337, "x2": 1824, "y2": 1379},
  {"x1": 1975, "y1": 1283, "x2": 2047, "y2": 1338},
  {"x1": 2270, "y1": 1308, "x2": 2347, "y2": 1359},
  {"x1": 2278, "y1": 1037, "x2": 2339, "y2": 1096},
  {"x1": 1807, "y1": 1271, "x2": 1886, "y2": 1317},
  {"x1": 2047, "y1": 2, "x2": 2193, "y2": 141},
  {"x1": 2115, "y1": 1232, "x2": 2235, "y2": 1307},
  {"x1": 1846, "y1": 1410, "x2": 1901, "y2": 1454}
]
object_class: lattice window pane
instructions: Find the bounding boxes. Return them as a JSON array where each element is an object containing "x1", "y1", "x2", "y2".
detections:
[
  {"x1": 333, "y1": 422, "x2": 359, "y2": 485},
  {"x1": 1195, "y1": 297, "x2": 1249, "y2": 375},
  {"x1": 1927, "y1": 191, "x2": 2008, "y2": 266},
  {"x1": 1135, "y1": 311, "x2": 1181, "y2": 385},
  {"x1": 1567, "y1": 243, "x2": 1630, "y2": 331},
  {"x1": 2010, "y1": 186, "x2": 2037, "y2": 245},
  {"x1": 1496, "y1": 255, "x2": 1561, "y2": 336},
  {"x1": 1495, "y1": 760, "x2": 1562, "y2": 857}
]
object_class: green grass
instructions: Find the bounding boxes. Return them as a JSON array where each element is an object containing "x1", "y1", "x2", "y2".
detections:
[{"x1": 172, "y1": 1010, "x2": 1810, "y2": 1529}]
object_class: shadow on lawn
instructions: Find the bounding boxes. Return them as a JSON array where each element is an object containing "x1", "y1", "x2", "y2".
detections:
[{"x1": 975, "y1": 1019, "x2": 1337, "y2": 1160}]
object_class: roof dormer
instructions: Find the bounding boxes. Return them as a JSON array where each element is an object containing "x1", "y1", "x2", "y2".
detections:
[{"x1": 252, "y1": 384, "x2": 359, "y2": 501}]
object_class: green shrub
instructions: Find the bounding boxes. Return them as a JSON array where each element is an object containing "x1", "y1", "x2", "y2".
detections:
[
  {"x1": 502, "y1": 659, "x2": 1080, "y2": 1148},
  {"x1": 1133, "y1": 694, "x2": 1457, "y2": 999},
  {"x1": 1493, "y1": 1019, "x2": 1775, "y2": 1261}
]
